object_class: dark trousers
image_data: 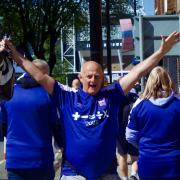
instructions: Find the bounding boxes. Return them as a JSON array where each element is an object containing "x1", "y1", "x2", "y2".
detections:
[{"x1": 7, "y1": 168, "x2": 55, "y2": 180}]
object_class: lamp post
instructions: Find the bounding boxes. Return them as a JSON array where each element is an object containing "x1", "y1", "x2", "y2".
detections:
[
  {"x1": 106, "y1": 0, "x2": 112, "y2": 83},
  {"x1": 134, "y1": 0, "x2": 137, "y2": 16},
  {"x1": 89, "y1": 0, "x2": 103, "y2": 66}
]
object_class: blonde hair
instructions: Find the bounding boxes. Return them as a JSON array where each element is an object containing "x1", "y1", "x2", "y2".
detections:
[{"x1": 141, "y1": 66, "x2": 175, "y2": 99}]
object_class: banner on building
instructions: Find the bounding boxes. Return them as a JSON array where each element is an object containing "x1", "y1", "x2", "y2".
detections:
[{"x1": 119, "y1": 19, "x2": 134, "y2": 51}]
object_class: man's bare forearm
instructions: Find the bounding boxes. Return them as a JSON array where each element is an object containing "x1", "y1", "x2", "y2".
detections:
[
  {"x1": 11, "y1": 48, "x2": 55, "y2": 94},
  {"x1": 12, "y1": 50, "x2": 43, "y2": 81},
  {"x1": 132, "y1": 49, "x2": 164, "y2": 77},
  {"x1": 120, "y1": 31, "x2": 180, "y2": 95},
  {"x1": 120, "y1": 49, "x2": 163, "y2": 95}
]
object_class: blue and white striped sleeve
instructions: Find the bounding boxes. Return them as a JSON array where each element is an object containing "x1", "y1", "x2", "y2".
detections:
[
  {"x1": 0, "y1": 60, "x2": 14, "y2": 85},
  {"x1": 126, "y1": 98, "x2": 142, "y2": 148}
]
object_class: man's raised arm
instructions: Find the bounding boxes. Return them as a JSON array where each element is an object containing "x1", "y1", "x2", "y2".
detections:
[
  {"x1": 120, "y1": 31, "x2": 180, "y2": 95},
  {"x1": 2, "y1": 40, "x2": 55, "y2": 95}
]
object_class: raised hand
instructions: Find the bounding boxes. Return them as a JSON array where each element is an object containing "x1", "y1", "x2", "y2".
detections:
[
  {"x1": 159, "y1": 31, "x2": 180, "y2": 54},
  {"x1": 0, "y1": 40, "x2": 5, "y2": 52}
]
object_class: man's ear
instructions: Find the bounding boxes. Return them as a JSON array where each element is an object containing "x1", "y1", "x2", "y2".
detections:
[{"x1": 78, "y1": 73, "x2": 83, "y2": 83}]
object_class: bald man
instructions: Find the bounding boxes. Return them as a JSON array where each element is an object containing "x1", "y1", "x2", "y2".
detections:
[
  {"x1": 1, "y1": 32, "x2": 180, "y2": 180},
  {"x1": 0, "y1": 59, "x2": 62, "y2": 180}
]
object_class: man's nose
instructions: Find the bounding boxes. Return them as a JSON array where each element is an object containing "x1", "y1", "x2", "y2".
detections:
[{"x1": 90, "y1": 76, "x2": 95, "y2": 82}]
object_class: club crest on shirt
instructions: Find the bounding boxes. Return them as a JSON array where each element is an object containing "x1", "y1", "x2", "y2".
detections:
[{"x1": 98, "y1": 98, "x2": 106, "y2": 106}]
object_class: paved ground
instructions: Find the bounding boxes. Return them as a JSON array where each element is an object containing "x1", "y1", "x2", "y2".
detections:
[
  {"x1": 55, "y1": 167, "x2": 61, "y2": 180},
  {"x1": 0, "y1": 141, "x2": 7, "y2": 180}
]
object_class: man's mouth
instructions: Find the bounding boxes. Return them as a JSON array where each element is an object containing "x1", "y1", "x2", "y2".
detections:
[{"x1": 89, "y1": 84, "x2": 96, "y2": 88}]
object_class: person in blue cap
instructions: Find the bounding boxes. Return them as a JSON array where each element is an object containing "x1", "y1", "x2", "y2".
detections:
[{"x1": 116, "y1": 86, "x2": 139, "y2": 180}]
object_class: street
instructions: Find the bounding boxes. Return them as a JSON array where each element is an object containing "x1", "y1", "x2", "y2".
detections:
[{"x1": 0, "y1": 141, "x2": 7, "y2": 180}]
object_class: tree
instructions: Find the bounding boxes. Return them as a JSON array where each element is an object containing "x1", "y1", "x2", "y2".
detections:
[
  {"x1": 0, "y1": 0, "x2": 133, "y2": 73},
  {"x1": 102, "y1": 0, "x2": 133, "y2": 25},
  {"x1": 0, "y1": 0, "x2": 87, "y2": 73}
]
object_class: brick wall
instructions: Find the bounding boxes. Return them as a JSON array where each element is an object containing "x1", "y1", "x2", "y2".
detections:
[
  {"x1": 155, "y1": 0, "x2": 179, "y2": 14},
  {"x1": 155, "y1": 0, "x2": 164, "y2": 15},
  {"x1": 167, "y1": 0, "x2": 177, "y2": 13}
]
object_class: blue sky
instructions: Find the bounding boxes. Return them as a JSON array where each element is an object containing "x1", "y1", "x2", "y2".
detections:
[{"x1": 143, "y1": 0, "x2": 155, "y2": 15}]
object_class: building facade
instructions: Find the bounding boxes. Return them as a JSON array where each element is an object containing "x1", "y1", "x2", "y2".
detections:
[{"x1": 155, "y1": 0, "x2": 180, "y2": 15}]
